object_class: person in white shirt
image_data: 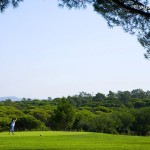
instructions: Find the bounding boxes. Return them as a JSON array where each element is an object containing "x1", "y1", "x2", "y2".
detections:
[{"x1": 9, "y1": 118, "x2": 17, "y2": 135}]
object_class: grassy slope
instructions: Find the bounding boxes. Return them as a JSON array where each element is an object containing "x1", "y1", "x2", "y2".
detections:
[{"x1": 0, "y1": 131, "x2": 150, "y2": 150}]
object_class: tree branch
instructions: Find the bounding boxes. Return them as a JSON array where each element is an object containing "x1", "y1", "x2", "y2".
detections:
[{"x1": 112, "y1": 0, "x2": 150, "y2": 17}]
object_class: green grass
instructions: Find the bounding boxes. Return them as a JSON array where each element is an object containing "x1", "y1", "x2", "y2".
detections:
[{"x1": 0, "y1": 131, "x2": 150, "y2": 150}]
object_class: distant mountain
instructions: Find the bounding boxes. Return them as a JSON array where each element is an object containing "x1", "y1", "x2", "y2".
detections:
[{"x1": 0, "y1": 96, "x2": 21, "y2": 101}]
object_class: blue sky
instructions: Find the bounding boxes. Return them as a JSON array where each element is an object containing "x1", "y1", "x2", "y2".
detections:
[{"x1": 0, "y1": 0, "x2": 150, "y2": 99}]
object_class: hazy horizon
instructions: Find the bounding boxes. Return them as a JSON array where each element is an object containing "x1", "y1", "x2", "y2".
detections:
[{"x1": 0, "y1": 0, "x2": 150, "y2": 99}]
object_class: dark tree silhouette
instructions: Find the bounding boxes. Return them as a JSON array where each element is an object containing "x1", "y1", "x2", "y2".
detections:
[
  {"x1": 59, "y1": 0, "x2": 150, "y2": 58},
  {"x1": 1, "y1": 0, "x2": 150, "y2": 58},
  {"x1": 0, "y1": 0, "x2": 23, "y2": 12}
]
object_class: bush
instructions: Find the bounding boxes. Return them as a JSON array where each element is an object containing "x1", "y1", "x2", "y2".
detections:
[
  {"x1": 89, "y1": 114, "x2": 117, "y2": 134},
  {"x1": 16, "y1": 115, "x2": 43, "y2": 131},
  {"x1": 133, "y1": 107, "x2": 150, "y2": 136}
]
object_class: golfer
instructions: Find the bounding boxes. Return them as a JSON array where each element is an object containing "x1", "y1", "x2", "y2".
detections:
[{"x1": 9, "y1": 118, "x2": 17, "y2": 135}]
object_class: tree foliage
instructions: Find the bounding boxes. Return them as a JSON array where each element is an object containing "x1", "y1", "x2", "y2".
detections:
[
  {"x1": 51, "y1": 98, "x2": 75, "y2": 130},
  {"x1": 0, "y1": 0, "x2": 23, "y2": 12},
  {"x1": 0, "y1": 89, "x2": 150, "y2": 135},
  {"x1": 1, "y1": 0, "x2": 150, "y2": 58},
  {"x1": 59, "y1": 0, "x2": 150, "y2": 58}
]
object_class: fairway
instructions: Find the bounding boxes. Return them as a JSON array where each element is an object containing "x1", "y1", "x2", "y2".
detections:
[{"x1": 0, "y1": 131, "x2": 150, "y2": 150}]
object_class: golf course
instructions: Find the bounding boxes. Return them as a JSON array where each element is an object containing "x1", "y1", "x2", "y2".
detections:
[{"x1": 0, "y1": 131, "x2": 150, "y2": 150}]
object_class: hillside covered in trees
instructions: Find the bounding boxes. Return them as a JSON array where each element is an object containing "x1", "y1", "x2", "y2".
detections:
[{"x1": 0, "y1": 89, "x2": 150, "y2": 136}]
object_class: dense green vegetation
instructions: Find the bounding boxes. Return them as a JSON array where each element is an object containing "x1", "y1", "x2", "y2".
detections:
[
  {"x1": 1, "y1": 131, "x2": 150, "y2": 150},
  {"x1": 0, "y1": 89, "x2": 150, "y2": 136}
]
